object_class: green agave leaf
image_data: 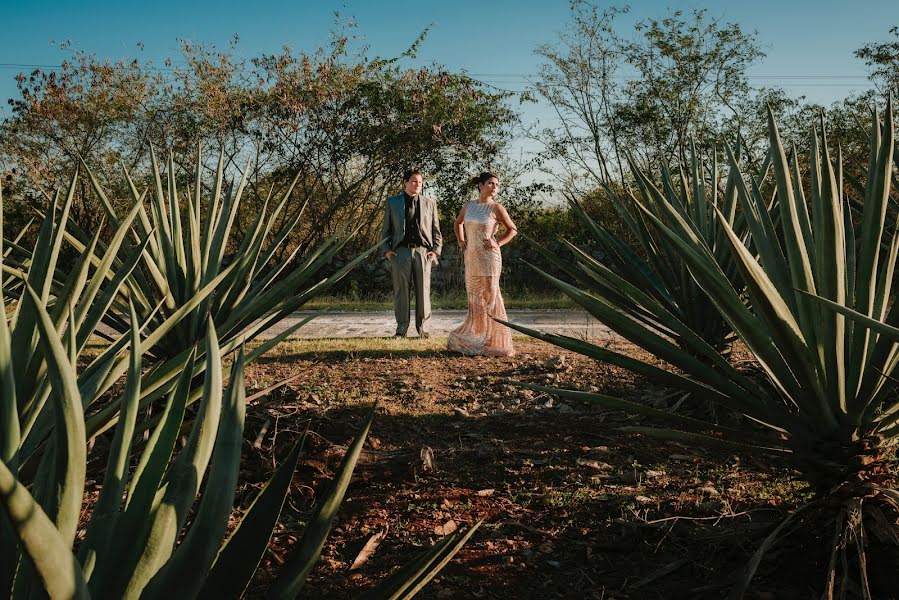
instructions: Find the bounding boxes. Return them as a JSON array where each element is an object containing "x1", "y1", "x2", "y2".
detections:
[
  {"x1": 91, "y1": 348, "x2": 196, "y2": 599},
  {"x1": 79, "y1": 303, "x2": 142, "y2": 581},
  {"x1": 198, "y1": 433, "x2": 306, "y2": 600},
  {"x1": 166, "y1": 151, "x2": 187, "y2": 284},
  {"x1": 716, "y1": 210, "x2": 837, "y2": 431},
  {"x1": 26, "y1": 285, "x2": 85, "y2": 546},
  {"x1": 75, "y1": 234, "x2": 152, "y2": 352},
  {"x1": 79, "y1": 157, "x2": 120, "y2": 225},
  {"x1": 204, "y1": 158, "x2": 250, "y2": 286},
  {"x1": 142, "y1": 346, "x2": 246, "y2": 600},
  {"x1": 267, "y1": 407, "x2": 375, "y2": 599},
  {"x1": 356, "y1": 522, "x2": 482, "y2": 600},
  {"x1": 83, "y1": 261, "x2": 239, "y2": 436},
  {"x1": 0, "y1": 274, "x2": 18, "y2": 471},
  {"x1": 0, "y1": 187, "x2": 18, "y2": 596},
  {"x1": 618, "y1": 426, "x2": 791, "y2": 455},
  {"x1": 0, "y1": 458, "x2": 90, "y2": 600},
  {"x1": 516, "y1": 264, "x2": 779, "y2": 420},
  {"x1": 496, "y1": 317, "x2": 743, "y2": 409},
  {"x1": 510, "y1": 380, "x2": 786, "y2": 447},
  {"x1": 801, "y1": 290, "x2": 899, "y2": 345},
  {"x1": 48, "y1": 227, "x2": 101, "y2": 327},
  {"x1": 630, "y1": 198, "x2": 805, "y2": 410},
  {"x1": 11, "y1": 191, "x2": 61, "y2": 405},
  {"x1": 121, "y1": 322, "x2": 224, "y2": 599}
]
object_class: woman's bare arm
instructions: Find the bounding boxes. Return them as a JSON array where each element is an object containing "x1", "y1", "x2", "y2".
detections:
[
  {"x1": 454, "y1": 202, "x2": 468, "y2": 250},
  {"x1": 494, "y1": 204, "x2": 518, "y2": 248}
]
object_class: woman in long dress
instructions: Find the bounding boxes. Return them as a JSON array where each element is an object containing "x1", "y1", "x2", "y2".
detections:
[{"x1": 447, "y1": 172, "x2": 518, "y2": 357}]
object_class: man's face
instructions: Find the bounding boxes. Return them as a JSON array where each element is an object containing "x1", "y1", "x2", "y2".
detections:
[{"x1": 404, "y1": 174, "x2": 423, "y2": 196}]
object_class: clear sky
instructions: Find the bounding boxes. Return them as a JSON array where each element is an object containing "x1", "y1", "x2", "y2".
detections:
[{"x1": 1, "y1": 0, "x2": 897, "y2": 145}]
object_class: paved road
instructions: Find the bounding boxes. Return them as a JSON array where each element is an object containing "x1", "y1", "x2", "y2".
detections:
[{"x1": 259, "y1": 309, "x2": 613, "y2": 340}]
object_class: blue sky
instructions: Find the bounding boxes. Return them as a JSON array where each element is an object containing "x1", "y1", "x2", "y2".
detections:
[{"x1": 1, "y1": 0, "x2": 897, "y2": 137}]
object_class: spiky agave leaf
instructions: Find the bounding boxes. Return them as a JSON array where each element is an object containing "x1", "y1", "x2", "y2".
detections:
[
  {"x1": 548, "y1": 141, "x2": 772, "y2": 356},
  {"x1": 516, "y1": 101, "x2": 899, "y2": 595}
]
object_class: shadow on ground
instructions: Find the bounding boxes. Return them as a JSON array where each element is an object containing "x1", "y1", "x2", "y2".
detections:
[{"x1": 234, "y1": 339, "x2": 824, "y2": 599}]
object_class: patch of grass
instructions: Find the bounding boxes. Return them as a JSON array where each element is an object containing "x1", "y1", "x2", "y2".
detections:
[
  {"x1": 251, "y1": 335, "x2": 532, "y2": 360},
  {"x1": 542, "y1": 487, "x2": 594, "y2": 508},
  {"x1": 303, "y1": 291, "x2": 577, "y2": 311},
  {"x1": 257, "y1": 336, "x2": 448, "y2": 357}
]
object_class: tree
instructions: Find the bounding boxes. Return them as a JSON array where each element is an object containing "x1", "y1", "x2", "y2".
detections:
[
  {"x1": 855, "y1": 26, "x2": 899, "y2": 95},
  {"x1": 532, "y1": 2, "x2": 764, "y2": 193},
  {"x1": 0, "y1": 43, "x2": 163, "y2": 226},
  {"x1": 532, "y1": 2, "x2": 630, "y2": 194},
  {"x1": 0, "y1": 28, "x2": 517, "y2": 257}
]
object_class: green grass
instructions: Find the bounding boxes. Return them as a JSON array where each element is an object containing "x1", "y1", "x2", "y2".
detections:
[
  {"x1": 258, "y1": 336, "x2": 449, "y2": 356},
  {"x1": 303, "y1": 291, "x2": 577, "y2": 311}
]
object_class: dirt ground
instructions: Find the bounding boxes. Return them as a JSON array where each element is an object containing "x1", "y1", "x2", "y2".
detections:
[{"x1": 234, "y1": 337, "x2": 824, "y2": 599}]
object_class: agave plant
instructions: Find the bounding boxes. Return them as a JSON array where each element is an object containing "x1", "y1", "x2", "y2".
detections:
[
  {"x1": 1, "y1": 315, "x2": 477, "y2": 599},
  {"x1": 0, "y1": 171, "x2": 305, "y2": 464},
  {"x1": 65, "y1": 145, "x2": 372, "y2": 361},
  {"x1": 0, "y1": 166, "x2": 477, "y2": 599},
  {"x1": 508, "y1": 102, "x2": 899, "y2": 595},
  {"x1": 529, "y1": 140, "x2": 773, "y2": 357},
  {"x1": 21, "y1": 147, "x2": 379, "y2": 439}
]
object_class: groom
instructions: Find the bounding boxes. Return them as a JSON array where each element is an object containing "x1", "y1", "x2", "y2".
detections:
[{"x1": 381, "y1": 169, "x2": 443, "y2": 338}]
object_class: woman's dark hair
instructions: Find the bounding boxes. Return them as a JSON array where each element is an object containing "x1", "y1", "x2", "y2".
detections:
[
  {"x1": 403, "y1": 168, "x2": 423, "y2": 182},
  {"x1": 469, "y1": 171, "x2": 499, "y2": 188}
]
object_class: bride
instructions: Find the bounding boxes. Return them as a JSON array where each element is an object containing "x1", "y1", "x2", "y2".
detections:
[{"x1": 447, "y1": 172, "x2": 518, "y2": 357}]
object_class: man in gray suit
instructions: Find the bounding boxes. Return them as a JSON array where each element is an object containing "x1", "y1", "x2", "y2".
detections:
[{"x1": 381, "y1": 169, "x2": 443, "y2": 337}]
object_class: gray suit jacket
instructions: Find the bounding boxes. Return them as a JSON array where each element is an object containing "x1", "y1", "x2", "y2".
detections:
[{"x1": 380, "y1": 193, "x2": 443, "y2": 256}]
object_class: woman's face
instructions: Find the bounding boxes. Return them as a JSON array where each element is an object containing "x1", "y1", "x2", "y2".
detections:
[{"x1": 479, "y1": 177, "x2": 500, "y2": 200}]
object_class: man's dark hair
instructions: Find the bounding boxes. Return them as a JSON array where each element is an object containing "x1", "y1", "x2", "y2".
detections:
[{"x1": 403, "y1": 168, "x2": 423, "y2": 182}]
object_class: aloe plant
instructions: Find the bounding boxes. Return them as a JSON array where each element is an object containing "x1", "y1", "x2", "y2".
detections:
[{"x1": 510, "y1": 102, "x2": 899, "y2": 596}]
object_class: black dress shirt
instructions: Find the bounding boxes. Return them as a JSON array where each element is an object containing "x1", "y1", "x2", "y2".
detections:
[{"x1": 402, "y1": 193, "x2": 425, "y2": 247}]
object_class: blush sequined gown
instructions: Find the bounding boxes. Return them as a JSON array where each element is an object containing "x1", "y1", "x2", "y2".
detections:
[{"x1": 447, "y1": 200, "x2": 514, "y2": 357}]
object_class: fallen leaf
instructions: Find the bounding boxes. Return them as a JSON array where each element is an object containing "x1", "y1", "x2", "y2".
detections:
[
  {"x1": 420, "y1": 446, "x2": 436, "y2": 471},
  {"x1": 576, "y1": 458, "x2": 612, "y2": 471},
  {"x1": 349, "y1": 527, "x2": 388, "y2": 571},
  {"x1": 476, "y1": 488, "x2": 496, "y2": 497},
  {"x1": 434, "y1": 520, "x2": 458, "y2": 536}
]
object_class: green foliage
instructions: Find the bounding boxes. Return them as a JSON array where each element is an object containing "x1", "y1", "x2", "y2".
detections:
[
  {"x1": 539, "y1": 142, "x2": 771, "y2": 354},
  {"x1": 0, "y1": 156, "x2": 371, "y2": 449},
  {"x1": 513, "y1": 103, "x2": 899, "y2": 593},
  {"x1": 521, "y1": 104, "x2": 899, "y2": 487},
  {"x1": 75, "y1": 145, "x2": 370, "y2": 360},
  {"x1": 533, "y1": 1, "x2": 764, "y2": 189},
  {"x1": 0, "y1": 169, "x2": 475, "y2": 599},
  {"x1": 855, "y1": 26, "x2": 899, "y2": 96},
  {"x1": 0, "y1": 30, "x2": 515, "y2": 258}
]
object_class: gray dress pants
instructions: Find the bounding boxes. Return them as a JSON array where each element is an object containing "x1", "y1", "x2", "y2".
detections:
[{"x1": 390, "y1": 246, "x2": 432, "y2": 335}]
